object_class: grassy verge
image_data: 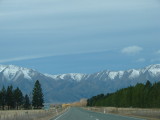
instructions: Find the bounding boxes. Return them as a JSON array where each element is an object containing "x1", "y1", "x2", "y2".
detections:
[
  {"x1": 0, "y1": 108, "x2": 65, "y2": 120},
  {"x1": 85, "y1": 107, "x2": 160, "y2": 120}
]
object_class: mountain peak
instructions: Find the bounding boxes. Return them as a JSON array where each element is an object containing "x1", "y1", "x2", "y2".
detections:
[
  {"x1": 0, "y1": 64, "x2": 35, "y2": 81},
  {"x1": 143, "y1": 64, "x2": 160, "y2": 76},
  {"x1": 1, "y1": 64, "x2": 160, "y2": 103},
  {"x1": 145, "y1": 64, "x2": 160, "y2": 69},
  {"x1": 45, "y1": 73, "x2": 85, "y2": 81}
]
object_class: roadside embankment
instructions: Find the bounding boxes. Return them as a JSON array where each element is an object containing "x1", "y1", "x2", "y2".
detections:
[{"x1": 85, "y1": 107, "x2": 160, "y2": 120}]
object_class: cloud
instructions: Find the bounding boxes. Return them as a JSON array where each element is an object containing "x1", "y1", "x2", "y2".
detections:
[
  {"x1": 0, "y1": 49, "x2": 111, "y2": 63},
  {"x1": 151, "y1": 58, "x2": 160, "y2": 62},
  {"x1": 151, "y1": 50, "x2": 160, "y2": 62},
  {"x1": 156, "y1": 50, "x2": 160, "y2": 54},
  {"x1": 0, "y1": 55, "x2": 53, "y2": 63},
  {"x1": 136, "y1": 58, "x2": 146, "y2": 62},
  {"x1": 121, "y1": 46, "x2": 143, "y2": 55}
]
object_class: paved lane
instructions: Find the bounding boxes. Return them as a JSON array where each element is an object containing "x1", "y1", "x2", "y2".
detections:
[{"x1": 51, "y1": 107, "x2": 145, "y2": 120}]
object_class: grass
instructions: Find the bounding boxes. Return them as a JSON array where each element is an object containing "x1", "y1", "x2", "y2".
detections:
[
  {"x1": 0, "y1": 108, "x2": 65, "y2": 120},
  {"x1": 85, "y1": 107, "x2": 160, "y2": 120}
]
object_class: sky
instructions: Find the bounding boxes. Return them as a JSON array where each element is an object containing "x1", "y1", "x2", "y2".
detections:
[{"x1": 0, "y1": 0, "x2": 160, "y2": 74}]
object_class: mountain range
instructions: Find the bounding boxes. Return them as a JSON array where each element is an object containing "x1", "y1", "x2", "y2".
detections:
[{"x1": 0, "y1": 64, "x2": 160, "y2": 103}]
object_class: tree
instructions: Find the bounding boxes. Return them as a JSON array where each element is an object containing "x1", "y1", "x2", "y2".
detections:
[
  {"x1": 24, "y1": 94, "x2": 30, "y2": 109},
  {"x1": 0, "y1": 86, "x2": 6, "y2": 110},
  {"x1": 14, "y1": 87, "x2": 23, "y2": 110},
  {"x1": 145, "y1": 80, "x2": 152, "y2": 88},
  {"x1": 87, "y1": 81, "x2": 160, "y2": 108},
  {"x1": 32, "y1": 80, "x2": 44, "y2": 109},
  {"x1": 6, "y1": 85, "x2": 14, "y2": 110}
]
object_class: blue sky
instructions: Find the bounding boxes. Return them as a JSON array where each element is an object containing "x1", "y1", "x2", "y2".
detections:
[{"x1": 0, "y1": 0, "x2": 160, "y2": 74}]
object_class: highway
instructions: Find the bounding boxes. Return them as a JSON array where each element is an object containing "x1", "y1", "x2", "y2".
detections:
[{"x1": 51, "y1": 107, "x2": 145, "y2": 120}]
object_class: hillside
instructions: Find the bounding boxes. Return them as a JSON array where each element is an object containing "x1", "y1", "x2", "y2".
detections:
[
  {"x1": 0, "y1": 64, "x2": 160, "y2": 103},
  {"x1": 87, "y1": 81, "x2": 160, "y2": 108}
]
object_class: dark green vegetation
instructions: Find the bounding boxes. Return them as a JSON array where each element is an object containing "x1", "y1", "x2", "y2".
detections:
[
  {"x1": 87, "y1": 81, "x2": 160, "y2": 108},
  {"x1": 32, "y1": 80, "x2": 44, "y2": 109},
  {"x1": 0, "y1": 80, "x2": 44, "y2": 110},
  {"x1": 0, "y1": 85, "x2": 26, "y2": 110}
]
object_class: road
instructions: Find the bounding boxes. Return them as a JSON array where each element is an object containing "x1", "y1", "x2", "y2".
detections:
[{"x1": 51, "y1": 107, "x2": 145, "y2": 120}]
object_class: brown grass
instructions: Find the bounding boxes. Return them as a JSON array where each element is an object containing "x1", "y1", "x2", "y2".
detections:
[
  {"x1": 0, "y1": 108, "x2": 66, "y2": 120},
  {"x1": 85, "y1": 107, "x2": 160, "y2": 120}
]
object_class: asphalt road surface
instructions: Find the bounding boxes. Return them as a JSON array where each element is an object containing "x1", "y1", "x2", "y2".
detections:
[{"x1": 51, "y1": 107, "x2": 145, "y2": 120}]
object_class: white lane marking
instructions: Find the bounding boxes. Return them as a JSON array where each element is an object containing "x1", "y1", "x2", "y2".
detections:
[{"x1": 54, "y1": 108, "x2": 70, "y2": 120}]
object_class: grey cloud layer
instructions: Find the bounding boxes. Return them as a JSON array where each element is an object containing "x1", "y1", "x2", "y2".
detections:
[{"x1": 0, "y1": 0, "x2": 160, "y2": 66}]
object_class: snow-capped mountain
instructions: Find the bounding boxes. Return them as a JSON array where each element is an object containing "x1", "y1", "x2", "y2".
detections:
[
  {"x1": 0, "y1": 65, "x2": 34, "y2": 81},
  {"x1": 0, "y1": 64, "x2": 160, "y2": 103},
  {"x1": 44, "y1": 73, "x2": 85, "y2": 82}
]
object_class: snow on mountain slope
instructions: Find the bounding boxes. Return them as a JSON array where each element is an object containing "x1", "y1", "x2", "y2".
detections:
[
  {"x1": 44, "y1": 73, "x2": 85, "y2": 81},
  {"x1": 118, "y1": 71, "x2": 124, "y2": 78},
  {"x1": 0, "y1": 65, "x2": 34, "y2": 81},
  {"x1": 108, "y1": 71, "x2": 119, "y2": 79},
  {"x1": 1, "y1": 64, "x2": 160, "y2": 82},
  {"x1": 0, "y1": 65, "x2": 6, "y2": 72},
  {"x1": 128, "y1": 69, "x2": 140, "y2": 79},
  {"x1": 144, "y1": 64, "x2": 160, "y2": 76},
  {"x1": 0, "y1": 64, "x2": 86, "y2": 82},
  {"x1": 0, "y1": 64, "x2": 160, "y2": 103}
]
